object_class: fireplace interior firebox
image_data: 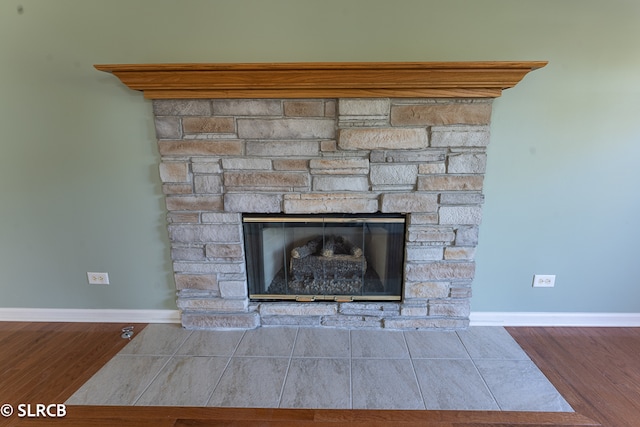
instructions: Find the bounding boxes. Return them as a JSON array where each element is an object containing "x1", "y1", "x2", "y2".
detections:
[{"x1": 243, "y1": 214, "x2": 406, "y2": 301}]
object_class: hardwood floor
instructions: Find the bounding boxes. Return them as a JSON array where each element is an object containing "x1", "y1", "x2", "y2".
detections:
[{"x1": 2, "y1": 322, "x2": 636, "y2": 426}]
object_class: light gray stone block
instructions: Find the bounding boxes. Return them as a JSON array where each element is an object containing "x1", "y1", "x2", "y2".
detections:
[
  {"x1": 339, "y1": 98, "x2": 390, "y2": 116},
  {"x1": 455, "y1": 226, "x2": 480, "y2": 246},
  {"x1": 439, "y1": 192, "x2": 485, "y2": 205},
  {"x1": 212, "y1": 99, "x2": 282, "y2": 116},
  {"x1": 221, "y1": 158, "x2": 272, "y2": 170},
  {"x1": 177, "y1": 297, "x2": 248, "y2": 312},
  {"x1": 448, "y1": 152, "x2": 487, "y2": 174},
  {"x1": 201, "y1": 212, "x2": 242, "y2": 224},
  {"x1": 168, "y1": 224, "x2": 241, "y2": 244},
  {"x1": 407, "y1": 226, "x2": 456, "y2": 244},
  {"x1": 313, "y1": 176, "x2": 369, "y2": 192},
  {"x1": 439, "y1": 206, "x2": 483, "y2": 225},
  {"x1": 194, "y1": 175, "x2": 222, "y2": 194},
  {"x1": 224, "y1": 193, "x2": 282, "y2": 213},
  {"x1": 339, "y1": 128, "x2": 428, "y2": 150},
  {"x1": 173, "y1": 261, "x2": 245, "y2": 274},
  {"x1": 182, "y1": 312, "x2": 260, "y2": 329},
  {"x1": 430, "y1": 126, "x2": 490, "y2": 147},
  {"x1": 219, "y1": 280, "x2": 248, "y2": 299},
  {"x1": 153, "y1": 99, "x2": 212, "y2": 116},
  {"x1": 370, "y1": 164, "x2": 418, "y2": 185},
  {"x1": 259, "y1": 302, "x2": 337, "y2": 316},
  {"x1": 237, "y1": 118, "x2": 335, "y2": 139},
  {"x1": 406, "y1": 262, "x2": 475, "y2": 281},
  {"x1": 406, "y1": 246, "x2": 444, "y2": 261},
  {"x1": 383, "y1": 317, "x2": 469, "y2": 330},
  {"x1": 246, "y1": 140, "x2": 320, "y2": 156},
  {"x1": 154, "y1": 116, "x2": 181, "y2": 139}
]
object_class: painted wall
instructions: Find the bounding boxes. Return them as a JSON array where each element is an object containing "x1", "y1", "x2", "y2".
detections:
[{"x1": 1, "y1": 0, "x2": 638, "y2": 312}]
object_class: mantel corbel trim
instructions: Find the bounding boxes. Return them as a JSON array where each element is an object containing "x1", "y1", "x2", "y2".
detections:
[{"x1": 94, "y1": 61, "x2": 547, "y2": 99}]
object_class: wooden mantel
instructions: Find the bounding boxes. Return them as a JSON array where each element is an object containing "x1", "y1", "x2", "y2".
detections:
[{"x1": 94, "y1": 61, "x2": 547, "y2": 99}]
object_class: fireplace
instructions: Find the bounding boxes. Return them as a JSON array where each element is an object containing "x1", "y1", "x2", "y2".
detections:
[
  {"x1": 243, "y1": 213, "x2": 406, "y2": 301},
  {"x1": 95, "y1": 61, "x2": 546, "y2": 329}
]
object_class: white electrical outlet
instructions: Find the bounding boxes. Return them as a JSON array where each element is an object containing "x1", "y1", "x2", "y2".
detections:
[
  {"x1": 532, "y1": 274, "x2": 555, "y2": 288},
  {"x1": 87, "y1": 272, "x2": 110, "y2": 285}
]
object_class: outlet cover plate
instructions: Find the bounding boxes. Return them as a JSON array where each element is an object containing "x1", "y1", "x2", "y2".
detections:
[
  {"x1": 533, "y1": 274, "x2": 555, "y2": 288},
  {"x1": 87, "y1": 272, "x2": 110, "y2": 285}
]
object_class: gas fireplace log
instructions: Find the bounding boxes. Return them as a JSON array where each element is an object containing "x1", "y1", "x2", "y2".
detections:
[
  {"x1": 321, "y1": 235, "x2": 363, "y2": 258},
  {"x1": 291, "y1": 236, "x2": 323, "y2": 259}
]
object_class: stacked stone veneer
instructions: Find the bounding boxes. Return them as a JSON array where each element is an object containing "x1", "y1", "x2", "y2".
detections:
[{"x1": 153, "y1": 97, "x2": 492, "y2": 330}]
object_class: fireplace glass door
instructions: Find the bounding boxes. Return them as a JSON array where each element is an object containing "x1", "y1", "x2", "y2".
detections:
[{"x1": 243, "y1": 214, "x2": 405, "y2": 301}]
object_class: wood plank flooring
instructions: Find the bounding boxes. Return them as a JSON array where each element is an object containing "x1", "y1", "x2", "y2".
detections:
[{"x1": 2, "y1": 322, "x2": 636, "y2": 426}]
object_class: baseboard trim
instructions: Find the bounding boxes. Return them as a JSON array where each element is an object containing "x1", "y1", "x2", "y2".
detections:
[
  {"x1": 0, "y1": 308, "x2": 181, "y2": 323},
  {"x1": 2, "y1": 308, "x2": 639, "y2": 327},
  {"x1": 470, "y1": 311, "x2": 640, "y2": 327}
]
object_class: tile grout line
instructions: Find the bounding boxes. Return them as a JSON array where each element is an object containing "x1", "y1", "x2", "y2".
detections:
[
  {"x1": 403, "y1": 331, "x2": 428, "y2": 410},
  {"x1": 349, "y1": 329, "x2": 353, "y2": 409},
  {"x1": 204, "y1": 329, "x2": 247, "y2": 407},
  {"x1": 456, "y1": 329, "x2": 503, "y2": 411},
  {"x1": 131, "y1": 328, "x2": 195, "y2": 406},
  {"x1": 276, "y1": 327, "x2": 299, "y2": 408}
]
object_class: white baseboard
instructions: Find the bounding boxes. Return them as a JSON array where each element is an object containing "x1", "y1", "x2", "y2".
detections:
[
  {"x1": 0, "y1": 308, "x2": 181, "y2": 323},
  {"x1": 2, "y1": 309, "x2": 639, "y2": 327},
  {"x1": 470, "y1": 311, "x2": 640, "y2": 327}
]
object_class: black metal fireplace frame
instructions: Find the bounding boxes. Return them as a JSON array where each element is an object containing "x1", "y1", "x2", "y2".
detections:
[{"x1": 242, "y1": 213, "x2": 406, "y2": 302}]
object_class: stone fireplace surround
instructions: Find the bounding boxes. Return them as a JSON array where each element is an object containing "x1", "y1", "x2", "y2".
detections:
[{"x1": 96, "y1": 62, "x2": 546, "y2": 330}]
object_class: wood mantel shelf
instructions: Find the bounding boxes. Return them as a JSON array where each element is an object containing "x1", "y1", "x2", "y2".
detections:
[{"x1": 94, "y1": 61, "x2": 547, "y2": 99}]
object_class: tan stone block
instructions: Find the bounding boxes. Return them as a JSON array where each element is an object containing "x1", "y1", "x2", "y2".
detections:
[
  {"x1": 159, "y1": 162, "x2": 190, "y2": 183},
  {"x1": 417, "y1": 175, "x2": 484, "y2": 191},
  {"x1": 158, "y1": 140, "x2": 243, "y2": 156},
  {"x1": 165, "y1": 195, "x2": 223, "y2": 211},
  {"x1": 174, "y1": 274, "x2": 218, "y2": 291},
  {"x1": 380, "y1": 193, "x2": 438, "y2": 213},
  {"x1": 224, "y1": 172, "x2": 309, "y2": 187},
  {"x1": 339, "y1": 128, "x2": 428, "y2": 150},
  {"x1": 404, "y1": 282, "x2": 450, "y2": 299},
  {"x1": 444, "y1": 247, "x2": 476, "y2": 260},
  {"x1": 428, "y1": 300, "x2": 471, "y2": 318},
  {"x1": 283, "y1": 193, "x2": 379, "y2": 214},
  {"x1": 183, "y1": 117, "x2": 235, "y2": 134},
  {"x1": 320, "y1": 140, "x2": 337, "y2": 151},
  {"x1": 391, "y1": 103, "x2": 492, "y2": 126},
  {"x1": 167, "y1": 212, "x2": 200, "y2": 223},
  {"x1": 206, "y1": 243, "x2": 244, "y2": 258},
  {"x1": 273, "y1": 159, "x2": 309, "y2": 170},
  {"x1": 284, "y1": 101, "x2": 325, "y2": 117},
  {"x1": 162, "y1": 183, "x2": 193, "y2": 195},
  {"x1": 418, "y1": 163, "x2": 446, "y2": 174}
]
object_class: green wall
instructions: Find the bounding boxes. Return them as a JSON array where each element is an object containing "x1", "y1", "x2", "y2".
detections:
[{"x1": 1, "y1": 0, "x2": 639, "y2": 312}]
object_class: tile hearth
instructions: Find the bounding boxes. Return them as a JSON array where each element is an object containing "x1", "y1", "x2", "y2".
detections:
[{"x1": 67, "y1": 324, "x2": 572, "y2": 411}]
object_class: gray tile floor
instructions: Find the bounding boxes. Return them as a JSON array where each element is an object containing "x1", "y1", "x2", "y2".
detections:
[{"x1": 67, "y1": 324, "x2": 573, "y2": 411}]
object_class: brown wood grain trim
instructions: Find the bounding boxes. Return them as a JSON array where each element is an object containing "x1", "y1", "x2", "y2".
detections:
[{"x1": 94, "y1": 61, "x2": 547, "y2": 99}]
